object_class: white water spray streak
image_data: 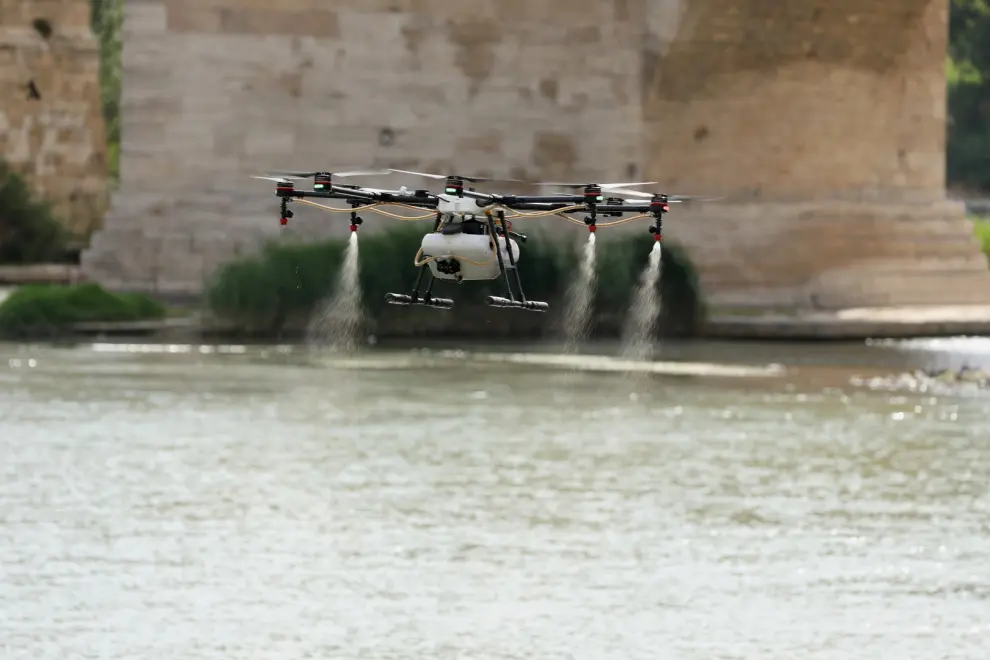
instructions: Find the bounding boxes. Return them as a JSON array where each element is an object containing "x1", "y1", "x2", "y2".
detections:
[
  {"x1": 621, "y1": 242, "x2": 663, "y2": 361},
  {"x1": 562, "y1": 233, "x2": 597, "y2": 353},
  {"x1": 307, "y1": 232, "x2": 364, "y2": 351}
]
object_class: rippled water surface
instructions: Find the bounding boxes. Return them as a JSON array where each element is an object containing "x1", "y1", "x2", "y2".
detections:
[{"x1": 1, "y1": 340, "x2": 989, "y2": 659}]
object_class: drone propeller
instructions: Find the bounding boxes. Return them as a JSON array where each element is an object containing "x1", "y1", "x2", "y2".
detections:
[
  {"x1": 388, "y1": 168, "x2": 530, "y2": 184},
  {"x1": 263, "y1": 168, "x2": 390, "y2": 179},
  {"x1": 612, "y1": 189, "x2": 723, "y2": 202},
  {"x1": 538, "y1": 181, "x2": 658, "y2": 190},
  {"x1": 251, "y1": 175, "x2": 294, "y2": 183}
]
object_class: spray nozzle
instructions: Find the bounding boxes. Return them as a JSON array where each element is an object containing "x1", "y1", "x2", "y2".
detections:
[{"x1": 588, "y1": 224, "x2": 596, "y2": 233}]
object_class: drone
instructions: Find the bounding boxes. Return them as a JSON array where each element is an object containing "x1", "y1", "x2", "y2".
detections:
[{"x1": 250, "y1": 167, "x2": 715, "y2": 312}]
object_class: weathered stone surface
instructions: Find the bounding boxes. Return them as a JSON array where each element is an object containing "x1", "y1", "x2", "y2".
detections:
[
  {"x1": 0, "y1": 0, "x2": 109, "y2": 236},
  {"x1": 641, "y1": 0, "x2": 950, "y2": 199},
  {"x1": 81, "y1": 0, "x2": 990, "y2": 310}
]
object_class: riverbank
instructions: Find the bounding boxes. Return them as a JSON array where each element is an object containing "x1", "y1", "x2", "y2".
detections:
[
  {"x1": 23, "y1": 303, "x2": 990, "y2": 343},
  {"x1": 705, "y1": 305, "x2": 990, "y2": 340},
  {"x1": 3, "y1": 265, "x2": 990, "y2": 342}
]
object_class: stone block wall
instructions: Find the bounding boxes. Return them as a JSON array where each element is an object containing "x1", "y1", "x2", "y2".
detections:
[
  {"x1": 0, "y1": 0, "x2": 109, "y2": 237},
  {"x1": 80, "y1": 0, "x2": 990, "y2": 308},
  {"x1": 641, "y1": 0, "x2": 950, "y2": 199}
]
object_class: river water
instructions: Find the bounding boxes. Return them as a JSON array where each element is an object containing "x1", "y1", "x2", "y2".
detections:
[{"x1": 1, "y1": 338, "x2": 989, "y2": 659}]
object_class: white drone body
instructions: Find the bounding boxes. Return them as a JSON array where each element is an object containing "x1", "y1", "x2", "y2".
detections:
[
  {"x1": 250, "y1": 166, "x2": 712, "y2": 313},
  {"x1": 421, "y1": 194, "x2": 519, "y2": 282}
]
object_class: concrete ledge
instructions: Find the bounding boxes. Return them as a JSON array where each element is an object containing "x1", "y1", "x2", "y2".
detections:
[
  {"x1": 703, "y1": 305, "x2": 990, "y2": 340},
  {"x1": 12, "y1": 303, "x2": 990, "y2": 343},
  {"x1": 70, "y1": 318, "x2": 199, "y2": 333},
  {"x1": 0, "y1": 264, "x2": 82, "y2": 285}
]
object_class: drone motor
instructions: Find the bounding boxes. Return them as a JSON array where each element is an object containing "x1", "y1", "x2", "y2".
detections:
[
  {"x1": 648, "y1": 194, "x2": 669, "y2": 240},
  {"x1": 313, "y1": 172, "x2": 333, "y2": 190}
]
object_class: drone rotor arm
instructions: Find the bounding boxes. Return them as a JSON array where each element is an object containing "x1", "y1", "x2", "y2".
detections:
[
  {"x1": 328, "y1": 184, "x2": 378, "y2": 199},
  {"x1": 461, "y1": 189, "x2": 501, "y2": 205}
]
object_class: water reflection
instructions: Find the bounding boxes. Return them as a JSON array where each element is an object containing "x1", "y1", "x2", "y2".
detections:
[{"x1": 0, "y1": 340, "x2": 988, "y2": 658}]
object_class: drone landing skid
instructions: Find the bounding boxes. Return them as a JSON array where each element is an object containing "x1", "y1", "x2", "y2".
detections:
[
  {"x1": 484, "y1": 210, "x2": 549, "y2": 313},
  {"x1": 486, "y1": 296, "x2": 549, "y2": 311},
  {"x1": 384, "y1": 209, "x2": 549, "y2": 314},
  {"x1": 384, "y1": 250, "x2": 456, "y2": 310},
  {"x1": 384, "y1": 293, "x2": 454, "y2": 309}
]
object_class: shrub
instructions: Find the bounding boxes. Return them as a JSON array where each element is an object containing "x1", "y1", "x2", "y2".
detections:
[
  {"x1": 974, "y1": 217, "x2": 990, "y2": 255},
  {"x1": 0, "y1": 161, "x2": 69, "y2": 264},
  {"x1": 0, "y1": 282, "x2": 166, "y2": 338},
  {"x1": 207, "y1": 239, "x2": 346, "y2": 332},
  {"x1": 595, "y1": 237, "x2": 704, "y2": 337},
  {"x1": 205, "y1": 224, "x2": 703, "y2": 338}
]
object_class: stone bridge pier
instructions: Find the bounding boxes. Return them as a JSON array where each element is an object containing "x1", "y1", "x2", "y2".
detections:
[
  {"x1": 80, "y1": 0, "x2": 990, "y2": 311},
  {"x1": 1, "y1": 0, "x2": 109, "y2": 237}
]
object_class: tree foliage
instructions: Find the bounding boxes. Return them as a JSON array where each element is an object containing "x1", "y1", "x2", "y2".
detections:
[
  {"x1": 948, "y1": 0, "x2": 990, "y2": 191},
  {"x1": 0, "y1": 161, "x2": 68, "y2": 264},
  {"x1": 91, "y1": 0, "x2": 123, "y2": 180}
]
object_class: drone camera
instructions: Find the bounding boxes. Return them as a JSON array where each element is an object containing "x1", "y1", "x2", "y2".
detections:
[{"x1": 436, "y1": 257, "x2": 462, "y2": 277}]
